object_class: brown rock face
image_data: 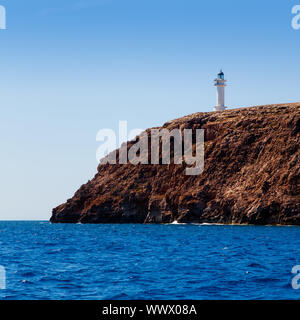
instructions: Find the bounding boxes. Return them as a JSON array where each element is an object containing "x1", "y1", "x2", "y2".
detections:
[{"x1": 51, "y1": 103, "x2": 300, "y2": 225}]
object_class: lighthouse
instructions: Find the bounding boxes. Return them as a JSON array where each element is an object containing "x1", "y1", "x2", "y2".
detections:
[{"x1": 214, "y1": 70, "x2": 227, "y2": 111}]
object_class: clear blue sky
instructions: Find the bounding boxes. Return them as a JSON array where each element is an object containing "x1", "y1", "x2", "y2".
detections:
[{"x1": 0, "y1": 0, "x2": 299, "y2": 220}]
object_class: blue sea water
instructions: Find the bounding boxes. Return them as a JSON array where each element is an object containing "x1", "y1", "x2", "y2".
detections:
[{"x1": 0, "y1": 221, "x2": 300, "y2": 300}]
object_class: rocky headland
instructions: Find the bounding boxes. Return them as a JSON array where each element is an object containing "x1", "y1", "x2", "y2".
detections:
[{"x1": 51, "y1": 103, "x2": 300, "y2": 225}]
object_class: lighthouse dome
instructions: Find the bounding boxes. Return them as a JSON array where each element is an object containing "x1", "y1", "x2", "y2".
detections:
[{"x1": 218, "y1": 70, "x2": 224, "y2": 79}]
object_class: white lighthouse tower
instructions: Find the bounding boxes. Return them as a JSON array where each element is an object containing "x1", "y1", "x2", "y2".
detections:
[{"x1": 214, "y1": 70, "x2": 227, "y2": 111}]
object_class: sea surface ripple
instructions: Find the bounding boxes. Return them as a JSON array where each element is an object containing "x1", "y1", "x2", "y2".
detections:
[{"x1": 0, "y1": 221, "x2": 299, "y2": 300}]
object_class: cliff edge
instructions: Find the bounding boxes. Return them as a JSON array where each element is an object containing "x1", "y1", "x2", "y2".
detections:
[{"x1": 51, "y1": 103, "x2": 300, "y2": 225}]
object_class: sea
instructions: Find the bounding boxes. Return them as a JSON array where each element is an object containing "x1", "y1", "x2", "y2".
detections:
[{"x1": 0, "y1": 221, "x2": 299, "y2": 300}]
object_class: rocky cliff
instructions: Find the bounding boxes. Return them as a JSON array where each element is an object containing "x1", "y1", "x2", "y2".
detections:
[{"x1": 51, "y1": 103, "x2": 300, "y2": 225}]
